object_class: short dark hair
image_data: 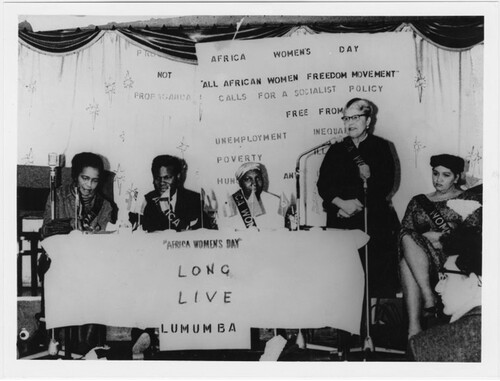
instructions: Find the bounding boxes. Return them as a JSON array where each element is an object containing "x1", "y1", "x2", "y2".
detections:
[
  {"x1": 151, "y1": 155, "x2": 183, "y2": 177},
  {"x1": 344, "y1": 98, "x2": 373, "y2": 118},
  {"x1": 442, "y1": 226, "x2": 482, "y2": 276},
  {"x1": 71, "y1": 152, "x2": 104, "y2": 181}
]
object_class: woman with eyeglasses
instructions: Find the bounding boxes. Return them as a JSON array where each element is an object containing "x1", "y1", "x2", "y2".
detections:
[
  {"x1": 317, "y1": 98, "x2": 399, "y2": 297},
  {"x1": 399, "y1": 154, "x2": 482, "y2": 338}
]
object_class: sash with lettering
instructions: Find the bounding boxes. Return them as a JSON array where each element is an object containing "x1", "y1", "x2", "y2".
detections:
[
  {"x1": 343, "y1": 137, "x2": 367, "y2": 167},
  {"x1": 232, "y1": 189, "x2": 258, "y2": 228},
  {"x1": 414, "y1": 194, "x2": 453, "y2": 234},
  {"x1": 154, "y1": 196, "x2": 181, "y2": 230}
]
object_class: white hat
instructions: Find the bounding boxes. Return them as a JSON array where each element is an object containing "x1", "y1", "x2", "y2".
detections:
[{"x1": 235, "y1": 162, "x2": 262, "y2": 181}]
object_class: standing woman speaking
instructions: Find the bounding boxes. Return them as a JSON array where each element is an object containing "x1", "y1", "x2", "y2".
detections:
[{"x1": 317, "y1": 98, "x2": 399, "y2": 296}]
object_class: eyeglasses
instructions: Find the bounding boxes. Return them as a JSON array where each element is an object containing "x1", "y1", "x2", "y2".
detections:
[
  {"x1": 438, "y1": 267, "x2": 468, "y2": 281},
  {"x1": 341, "y1": 114, "x2": 367, "y2": 122}
]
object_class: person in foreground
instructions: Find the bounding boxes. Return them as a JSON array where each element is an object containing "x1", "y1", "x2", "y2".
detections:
[
  {"x1": 399, "y1": 154, "x2": 482, "y2": 338},
  {"x1": 408, "y1": 227, "x2": 481, "y2": 362},
  {"x1": 141, "y1": 154, "x2": 213, "y2": 232}
]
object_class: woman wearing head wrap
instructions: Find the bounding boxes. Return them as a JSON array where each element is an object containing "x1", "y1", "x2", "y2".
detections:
[
  {"x1": 219, "y1": 162, "x2": 284, "y2": 230},
  {"x1": 399, "y1": 154, "x2": 482, "y2": 338},
  {"x1": 317, "y1": 98, "x2": 399, "y2": 297}
]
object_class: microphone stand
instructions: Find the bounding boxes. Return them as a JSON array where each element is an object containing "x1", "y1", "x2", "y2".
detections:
[
  {"x1": 295, "y1": 139, "x2": 334, "y2": 229},
  {"x1": 47, "y1": 153, "x2": 58, "y2": 355},
  {"x1": 362, "y1": 179, "x2": 374, "y2": 360}
]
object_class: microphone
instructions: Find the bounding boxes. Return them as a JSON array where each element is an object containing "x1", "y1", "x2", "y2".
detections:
[
  {"x1": 48, "y1": 153, "x2": 61, "y2": 220},
  {"x1": 295, "y1": 136, "x2": 341, "y2": 228},
  {"x1": 297, "y1": 137, "x2": 339, "y2": 161},
  {"x1": 296, "y1": 136, "x2": 339, "y2": 189}
]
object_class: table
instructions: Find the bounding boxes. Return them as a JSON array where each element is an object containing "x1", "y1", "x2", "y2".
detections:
[{"x1": 41, "y1": 228, "x2": 367, "y2": 350}]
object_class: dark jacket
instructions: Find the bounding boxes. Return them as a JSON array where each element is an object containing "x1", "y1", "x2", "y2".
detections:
[
  {"x1": 42, "y1": 184, "x2": 113, "y2": 234},
  {"x1": 317, "y1": 134, "x2": 399, "y2": 296},
  {"x1": 408, "y1": 306, "x2": 481, "y2": 362},
  {"x1": 142, "y1": 188, "x2": 210, "y2": 232},
  {"x1": 317, "y1": 134, "x2": 396, "y2": 230}
]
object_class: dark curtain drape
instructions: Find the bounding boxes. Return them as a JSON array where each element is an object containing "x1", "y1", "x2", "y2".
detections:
[
  {"x1": 411, "y1": 19, "x2": 484, "y2": 49},
  {"x1": 19, "y1": 17, "x2": 484, "y2": 63},
  {"x1": 118, "y1": 26, "x2": 198, "y2": 62},
  {"x1": 194, "y1": 25, "x2": 296, "y2": 42},
  {"x1": 18, "y1": 28, "x2": 102, "y2": 53}
]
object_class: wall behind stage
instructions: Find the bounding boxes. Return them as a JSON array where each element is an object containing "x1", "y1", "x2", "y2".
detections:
[
  {"x1": 18, "y1": 31, "x2": 199, "y2": 220},
  {"x1": 18, "y1": 29, "x2": 483, "y2": 223},
  {"x1": 194, "y1": 30, "x2": 483, "y2": 223}
]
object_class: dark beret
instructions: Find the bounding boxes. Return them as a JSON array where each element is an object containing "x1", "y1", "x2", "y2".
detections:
[{"x1": 430, "y1": 154, "x2": 465, "y2": 175}]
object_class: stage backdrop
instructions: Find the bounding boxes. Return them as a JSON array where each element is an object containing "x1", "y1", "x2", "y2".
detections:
[
  {"x1": 18, "y1": 29, "x2": 483, "y2": 223},
  {"x1": 18, "y1": 31, "x2": 199, "y2": 222},
  {"x1": 194, "y1": 31, "x2": 483, "y2": 224}
]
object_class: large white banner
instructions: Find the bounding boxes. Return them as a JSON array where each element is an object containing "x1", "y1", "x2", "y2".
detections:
[{"x1": 42, "y1": 229, "x2": 367, "y2": 350}]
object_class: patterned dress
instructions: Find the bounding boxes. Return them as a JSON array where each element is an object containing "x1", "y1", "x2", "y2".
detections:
[{"x1": 399, "y1": 186, "x2": 482, "y2": 284}]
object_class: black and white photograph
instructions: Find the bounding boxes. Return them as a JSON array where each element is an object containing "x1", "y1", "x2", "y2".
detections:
[{"x1": 2, "y1": 1, "x2": 499, "y2": 379}]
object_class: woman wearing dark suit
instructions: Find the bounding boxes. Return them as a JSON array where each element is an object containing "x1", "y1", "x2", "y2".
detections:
[{"x1": 317, "y1": 98, "x2": 399, "y2": 296}]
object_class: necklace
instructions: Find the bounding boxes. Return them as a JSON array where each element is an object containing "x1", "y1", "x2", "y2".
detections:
[{"x1": 429, "y1": 188, "x2": 462, "y2": 202}]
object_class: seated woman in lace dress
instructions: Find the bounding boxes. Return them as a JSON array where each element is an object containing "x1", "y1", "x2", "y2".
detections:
[{"x1": 399, "y1": 154, "x2": 482, "y2": 338}]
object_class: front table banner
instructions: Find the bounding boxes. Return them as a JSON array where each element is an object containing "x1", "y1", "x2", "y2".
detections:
[{"x1": 42, "y1": 229, "x2": 367, "y2": 351}]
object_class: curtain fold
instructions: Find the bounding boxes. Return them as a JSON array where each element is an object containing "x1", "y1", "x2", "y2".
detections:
[
  {"x1": 18, "y1": 17, "x2": 484, "y2": 60},
  {"x1": 195, "y1": 25, "x2": 295, "y2": 42},
  {"x1": 117, "y1": 27, "x2": 198, "y2": 63},
  {"x1": 410, "y1": 19, "x2": 484, "y2": 50},
  {"x1": 19, "y1": 29, "x2": 102, "y2": 53},
  {"x1": 308, "y1": 21, "x2": 401, "y2": 34}
]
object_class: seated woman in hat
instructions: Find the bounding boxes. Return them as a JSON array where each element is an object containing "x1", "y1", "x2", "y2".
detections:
[
  {"x1": 218, "y1": 162, "x2": 285, "y2": 231},
  {"x1": 399, "y1": 154, "x2": 482, "y2": 338}
]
